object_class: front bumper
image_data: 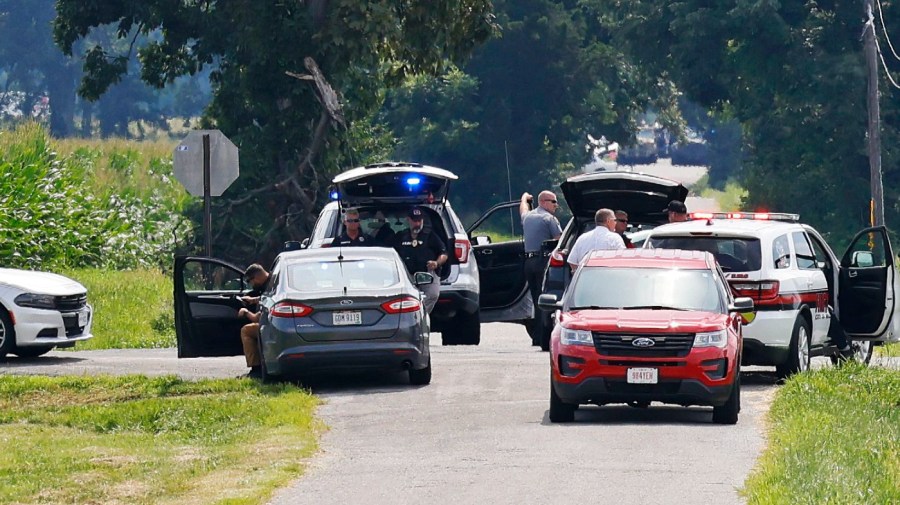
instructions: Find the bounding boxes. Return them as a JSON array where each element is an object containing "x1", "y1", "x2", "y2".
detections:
[
  {"x1": 553, "y1": 376, "x2": 733, "y2": 407},
  {"x1": 10, "y1": 305, "x2": 93, "y2": 347}
]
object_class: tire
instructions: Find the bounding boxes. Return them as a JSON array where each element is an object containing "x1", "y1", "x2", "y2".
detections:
[
  {"x1": 258, "y1": 339, "x2": 277, "y2": 384},
  {"x1": 13, "y1": 346, "x2": 54, "y2": 359},
  {"x1": 442, "y1": 310, "x2": 480, "y2": 346},
  {"x1": 776, "y1": 316, "x2": 811, "y2": 380},
  {"x1": 712, "y1": 372, "x2": 741, "y2": 425},
  {"x1": 549, "y1": 380, "x2": 576, "y2": 423},
  {"x1": 830, "y1": 339, "x2": 874, "y2": 366},
  {"x1": 409, "y1": 357, "x2": 432, "y2": 385},
  {"x1": 0, "y1": 309, "x2": 15, "y2": 359}
]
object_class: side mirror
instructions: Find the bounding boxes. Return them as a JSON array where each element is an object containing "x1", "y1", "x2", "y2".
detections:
[
  {"x1": 851, "y1": 251, "x2": 874, "y2": 268},
  {"x1": 284, "y1": 240, "x2": 303, "y2": 252},
  {"x1": 816, "y1": 260, "x2": 826, "y2": 269},
  {"x1": 538, "y1": 293, "x2": 562, "y2": 311},
  {"x1": 414, "y1": 272, "x2": 434, "y2": 286},
  {"x1": 301, "y1": 238, "x2": 310, "y2": 249},
  {"x1": 729, "y1": 297, "x2": 754, "y2": 312},
  {"x1": 473, "y1": 235, "x2": 492, "y2": 246}
]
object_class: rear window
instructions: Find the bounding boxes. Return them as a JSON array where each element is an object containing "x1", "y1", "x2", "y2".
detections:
[
  {"x1": 569, "y1": 267, "x2": 725, "y2": 313},
  {"x1": 286, "y1": 259, "x2": 400, "y2": 292},
  {"x1": 647, "y1": 236, "x2": 762, "y2": 272}
]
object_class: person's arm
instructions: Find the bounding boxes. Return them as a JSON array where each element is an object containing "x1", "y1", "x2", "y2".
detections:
[
  {"x1": 426, "y1": 234, "x2": 449, "y2": 271},
  {"x1": 238, "y1": 307, "x2": 260, "y2": 323},
  {"x1": 519, "y1": 192, "x2": 532, "y2": 219},
  {"x1": 550, "y1": 217, "x2": 562, "y2": 240},
  {"x1": 567, "y1": 238, "x2": 583, "y2": 272}
]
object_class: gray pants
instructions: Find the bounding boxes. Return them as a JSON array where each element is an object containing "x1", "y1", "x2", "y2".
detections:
[{"x1": 419, "y1": 271, "x2": 440, "y2": 314}]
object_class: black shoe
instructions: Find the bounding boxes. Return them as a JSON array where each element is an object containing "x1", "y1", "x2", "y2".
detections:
[
  {"x1": 836, "y1": 346, "x2": 854, "y2": 362},
  {"x1": 240, "y1": 366, "x2": 262, "y2": 379}
]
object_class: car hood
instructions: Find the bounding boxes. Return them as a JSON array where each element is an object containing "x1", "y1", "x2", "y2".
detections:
[
  {"x1": 560, "y1": 171, "x2": 688, "y2": 224},
  {"x1": 333, "y1": 162, "x2": 458, "y2": 206},
  {"x1": 0, "y1": 268, "x2": 86, "y2": 295},
  {"x1": 561, "y1": 309, "x2": 726, "y2": 333}
]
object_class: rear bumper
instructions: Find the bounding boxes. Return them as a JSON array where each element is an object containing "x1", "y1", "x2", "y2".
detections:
[
  {"x1": 553, "y1": 376, "x2": 733, "y2": 407},
  {"x1": 270, "y1": 341, "x2": 430, "y2": 376},
  {"x1": 430, "y1": 289, "x2": 479, "y2": 328}
]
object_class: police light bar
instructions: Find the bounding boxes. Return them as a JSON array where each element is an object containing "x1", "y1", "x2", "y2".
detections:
[{"x1": 689, "y1": 212, "x2": 800, "y2": 222}]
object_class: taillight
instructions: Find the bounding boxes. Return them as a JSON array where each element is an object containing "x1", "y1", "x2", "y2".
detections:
[
  {"x1": 381, "y1": 296, "x2": 422, "y2": 314},
  {"x1": 549, "y1": 249, "x2": 567, "y2": 267},
  {"x1": 455, "y1": 238, "x2": 471, "y2": 263},
  {"x1": 730, "y1": 281, "x2": 780, "y2": 302},
  {"x1": 271, "y1": 301, "x2": 314, "y2": 318}
]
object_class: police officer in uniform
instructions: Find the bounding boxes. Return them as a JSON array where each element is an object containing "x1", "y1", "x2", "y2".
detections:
[
  {"x1": 331, "y1": 207, "x2": 372, "y2": 247},
  {"x1": 393, "y1": 206, "x2": 448, "y2": 314},
  {"x1": 520, "y1": 191, "x2": 563, "y2": 346}
]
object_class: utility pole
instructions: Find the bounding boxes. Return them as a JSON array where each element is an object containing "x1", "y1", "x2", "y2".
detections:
[{"x1": 864, "y1": 0, "x2": 884, "y2": 227}]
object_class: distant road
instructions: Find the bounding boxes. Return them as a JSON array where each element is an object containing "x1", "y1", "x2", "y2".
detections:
[{"x1": 616, "y1": 159, "x2": 720, "y2": 212}]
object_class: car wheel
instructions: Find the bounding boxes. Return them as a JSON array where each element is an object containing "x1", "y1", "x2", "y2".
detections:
[
  {"x1": 442, "y1": 310, "x2": 480, "y2": 346},
  {"x1": 776, "y1": 317, "x2": 811, "y2": 380},
  {"x1": 830, "y1": 339, "x2": 874, "y2": 366},
  {"x1": 409, "y1": 357, "x2": 432, "y2": 385},
  {"x1": 549, "y1": 380, "x2": 576, "y2": 423},
  {"x1": 0, "y1": 310, "x2": 15, "y2": 359},
  {"x1": 13, "y1": 346, "x2": 54, "y2": 359},
  {"x1": 712, "y1": 372, "x2": 741, "y2": 425}
]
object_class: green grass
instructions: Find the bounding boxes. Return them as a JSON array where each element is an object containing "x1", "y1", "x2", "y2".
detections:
[
  {"x1": 63, "y1": 268, "x2": 176, "y2": 350},
  {"x1": 878, "y1": 342, "x2": 900, "y2": 357},
  {"x1": 0, "y1": 375, "x2": 320, "y2": 505},
  {"x1": 690, "y1": 175, "x2": 748, "y2": 211},
  {"x1": 743, "y1": 363, "x2": 900, "y2": 504}
]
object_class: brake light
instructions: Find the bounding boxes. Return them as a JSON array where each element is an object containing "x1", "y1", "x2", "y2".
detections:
[
  {"x1": 455, "y1": 238, "x2": 471, "y2": 263},
  {"x1": 730, "y1": 281, "x2": 780, "y2": 302},
  {"x1": 549, "y1": 249, "x2": 567, "y2": 267},
  {"x1": 271, "y1": 301, "x2": 314, "y2": 318},
  {"x1": 381, "y1": 296, "x2": 421, "y2": 314}
]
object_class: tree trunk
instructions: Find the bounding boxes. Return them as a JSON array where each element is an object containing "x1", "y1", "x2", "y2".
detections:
[{"x1": 47, "y1": 64, "x2": 77, "y2": 138}]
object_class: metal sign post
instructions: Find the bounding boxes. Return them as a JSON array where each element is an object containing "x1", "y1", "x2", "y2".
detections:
[{"x1": 202, "y1": 134, "x2": 212, "y2": 257}]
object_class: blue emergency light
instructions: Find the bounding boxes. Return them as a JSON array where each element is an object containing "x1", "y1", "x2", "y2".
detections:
[
  {"x1": 329, "y1": 190, "x2": 339, "y2": 200},
  {"x1": 405, "y1": 176, "x2": 422, "y2": 187}
]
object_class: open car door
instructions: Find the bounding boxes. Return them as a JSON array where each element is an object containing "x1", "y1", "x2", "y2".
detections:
[
  {"x1": 467, "y1": 201, "x2": 528, "y2": 312},
  {"x1": 837, "y1": 226, "x2": 897, "y2": 340},
  {"x1": 175, "y1": 256, "x2": 248, "y2": 358}
]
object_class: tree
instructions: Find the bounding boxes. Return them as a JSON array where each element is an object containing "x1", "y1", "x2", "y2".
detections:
[
  {"x1": 54, "y1": 0, "x2": 496, "y2": 264},
  {"x1": 602, "y1": 0, "x2": 900, "y2": 249}
]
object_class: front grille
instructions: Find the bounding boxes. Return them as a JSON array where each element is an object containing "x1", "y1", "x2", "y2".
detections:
[
  {"x1": 61, "y1": 313, "x2": 85, "y2": 337},
  {"x1": 593, "y1": 333, "x2": 695, "y2": 358},
  {"x1": 56, "y1": 294, "x2": 87, "y2": 312}
]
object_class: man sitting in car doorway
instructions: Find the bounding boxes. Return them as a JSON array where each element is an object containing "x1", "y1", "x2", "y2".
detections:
[
  {"x1": 237, "y1": 263, "x2": 270, "y2": 379},
  {"x1": 331, "y1": 207, "x2": 372, "y2": 247},
  {"x1": 392, "y1": 206, "x2": 448, "y2": 314}
]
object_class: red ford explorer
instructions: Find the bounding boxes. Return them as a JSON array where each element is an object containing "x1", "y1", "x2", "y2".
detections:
[{"x1": 539, "y1": 249, "x2": 752, "y2": 424}]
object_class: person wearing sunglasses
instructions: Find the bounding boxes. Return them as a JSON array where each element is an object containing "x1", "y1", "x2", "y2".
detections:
[
  {"x1": 615, "y1": 210, "x2": 636, "y2": 249},
  {"x1": 331, "y1": 207, "x2": 372, "y2": 247},
  {"x1": 520, "y1": 190, "x2": 563, "y2": 346}
]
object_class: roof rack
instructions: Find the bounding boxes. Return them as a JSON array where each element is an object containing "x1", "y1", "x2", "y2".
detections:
[{"x1": 689, "y1": 211, "x2": 800, "y2": 223}]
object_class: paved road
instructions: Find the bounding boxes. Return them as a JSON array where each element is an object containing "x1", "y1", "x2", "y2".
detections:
[
  {"x1": 599, "y1": 159, "x2": 721, "y2": 212},
  {"x1": 3, "y1": 323, "x2": 777, "y2": 505}
]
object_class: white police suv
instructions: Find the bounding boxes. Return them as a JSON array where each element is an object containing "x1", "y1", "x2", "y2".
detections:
[{"x1": 645, "y1": 212, "x2": 899, "y2": 378}]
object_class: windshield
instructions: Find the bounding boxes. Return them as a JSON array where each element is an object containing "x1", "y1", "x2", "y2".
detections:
[
  {"x1": 569, "y1": 267, "x2": 725, "y2": 313},
  {"x1": 286, "y1": 258, "x2": 400, "y2": 292},
  {"x1": 647, "y1": 236, "x2": 762, "y2": 272}
]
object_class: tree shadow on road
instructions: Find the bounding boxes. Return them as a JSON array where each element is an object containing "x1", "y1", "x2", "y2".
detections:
[
  {"x1": 1, "y1": 355, "x2": 86, "y2": 368},
  {"x1": 287, "y1": 370, "x2": 420, "y2": 397}
]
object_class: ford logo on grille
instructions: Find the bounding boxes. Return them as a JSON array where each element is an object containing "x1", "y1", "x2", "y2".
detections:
[
  {"x1": 340, "y1": 300, "x2": 353, "y2": 305},
  {"x1": 632, "y1": 337, "x2": 656, "y2": 348}
]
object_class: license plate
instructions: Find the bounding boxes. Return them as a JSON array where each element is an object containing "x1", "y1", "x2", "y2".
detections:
[
  {"x1": 627, "y1": 368, "x2": 658, "y2": 384},
  {"x1": 77, "y1": 309, "x2": 89, "y2": 327},
  {"x1": 332, "y1": 311, "x2": 362, "y2": 326}
]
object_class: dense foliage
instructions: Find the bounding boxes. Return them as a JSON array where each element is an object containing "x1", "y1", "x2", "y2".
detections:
[
  {"x1": 0, "y1": 123, "x2": 187, "y2": 269},
  {"x1": 601, "y1": 0, "x2": 900, "y2": 248},
  {"x1": 54, "y1": 0, "x2": 496, "y2": 265}
]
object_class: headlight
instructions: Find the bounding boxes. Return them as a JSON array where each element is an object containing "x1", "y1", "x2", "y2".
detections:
[
  {"x1": 560, "y1": 327, "x2": 593, "y2": 346},
  {"x1": 14, "y1": 293, "x2": 57, "y2": 310},
  {"x1": 694, "y1": 330, "x2": 728, "y2": 348}
]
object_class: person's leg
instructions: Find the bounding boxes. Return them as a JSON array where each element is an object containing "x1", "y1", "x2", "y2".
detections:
[
  {"x1": 827, "y1": 307, "x2": 853, "y2": 357},
  {"x1": 524, "y1": 256, "x2": 546, "y2": 345},
  {"x1": 240, "y1": 323, "x2": 261, "y2": 373},
  {"x1": 423, "y1": 272, "x2": 440, "y2": 314}
]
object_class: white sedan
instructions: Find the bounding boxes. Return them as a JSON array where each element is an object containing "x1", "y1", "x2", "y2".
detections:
[{"x1": 0, "y1": 268, "x2": 93, "y2": 358}]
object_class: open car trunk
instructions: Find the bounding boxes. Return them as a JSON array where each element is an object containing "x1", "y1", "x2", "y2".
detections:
[
  {"x1": 560, "y1": 171, "x2": 688, "y2": 224},
  {"x1": 332, "y1": 162, "x2": 458, "y2": 206}
]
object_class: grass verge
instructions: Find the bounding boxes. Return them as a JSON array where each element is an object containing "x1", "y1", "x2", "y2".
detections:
[
  {"x1": 63, "y1": 268, "x2": 175, "y2": 350},
  {"x1": 877, "y1": 342, "x2": 900, "y2": 358},
  {"x1": 0, "y1": 375, "x2": 320, "y2": 505},
  {"x1": 743, "y1": 363, "x2": 900, "y2": 504}
]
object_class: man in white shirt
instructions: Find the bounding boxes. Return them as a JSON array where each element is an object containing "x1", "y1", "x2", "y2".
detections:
[{"x1": 567, "y1": 208, "x2": 625, "y2": 271}]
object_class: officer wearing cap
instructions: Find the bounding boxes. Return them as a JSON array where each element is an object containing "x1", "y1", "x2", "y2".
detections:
[
  {"x1": 331, "y1": 207, "x2": 372, "y2": 247},
  {"x1": 520, "y1": 190, "x2": 563, "y2": 346},
  {"x1": 665, "y1": 200, "x2": 689, "y2": 222},
  {"x1": 392, "y1": 206, "x2": 448, "y2": 314}
]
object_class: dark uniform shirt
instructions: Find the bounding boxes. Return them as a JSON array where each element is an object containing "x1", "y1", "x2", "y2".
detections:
[
  {"x1": 372, "y1": 223, "x2": 396, "y2": 247},
  {"x1": 330, "y1": 231, "x2": 372, "y2": 247},
  {"x1": 392, "y1": 228, "x2": 447, "y2": 274}
]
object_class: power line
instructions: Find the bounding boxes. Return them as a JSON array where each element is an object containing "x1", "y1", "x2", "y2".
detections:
[
  {"x1": 874, "y1": 31, "x2": 900, "y2": 89},
  {"x1": 876, "y1": 0, "x2": 900, "y2": 61}
]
